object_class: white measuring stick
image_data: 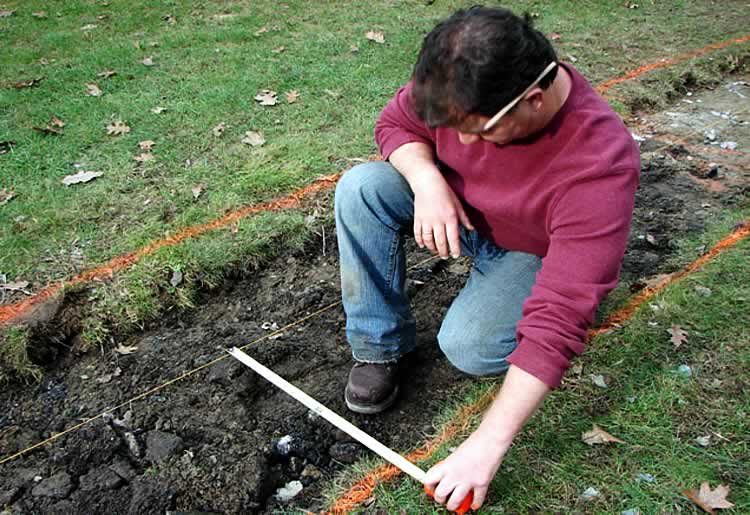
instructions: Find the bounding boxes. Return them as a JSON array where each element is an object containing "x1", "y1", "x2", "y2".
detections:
[{"x1": 227, "y1": 347, "x2": 427, "y2": 483}]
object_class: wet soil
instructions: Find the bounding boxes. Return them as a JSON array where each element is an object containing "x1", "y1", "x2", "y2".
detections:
[{"x1": 1, "y1": 81, "x2": 749, "y2": 514}]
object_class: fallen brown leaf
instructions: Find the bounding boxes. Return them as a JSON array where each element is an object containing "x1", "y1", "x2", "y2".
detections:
[
  {"x1": 133, "y1": 152, "x2": 154, "y2": 163},
  {"x1": 254, "y1": 26, "x2": 268, "y2": 36},
  {"x1": 33, "y1": 125, "x2": 63, "y2": 136},
  {"x1": 1, "y1": 280, "x2": 30, "y2": 292},
  {"x1": 138, "y1": 140, "x2": 156, "y2": 151},
  {"x1": 142, "y1": 56, "x2": 155, "y2": 66},
  {"x1": 150, "y1": 106, "x2": 167, "y2": 114},
  {"x1": 12, "y1": 77, "x2": 44, "y2": 89},
  {"x1": 254, "y1": 89, "x2": 278, "y2": 106},
  {"x1": 285, "y1": 90, "x2": 300, "y2": 104},
  {"x1": 272, "y1": 46, "x2": 285, "y2": 53},
  {"x1": 86, "y1": 83, "x2": 103, "y2": 97},
  {"x1": 0, "y1": 189, "x2": 16, "y2": 205},
  {"x1": 0, "y1": 10, "x2": 15, "y2": 18},
  {"x1": 39, "y1": 58, "x2": 49, "y2": 65},
  {"x1": 549, "y1": 32, "x2": 562, "y2": 41},
  {"x1": 684, "y1": 482, "x2": 734, "y2": 514},
  {"x1": 582, "y1": 424, "x2": 625, "y2": 445},
  {"x1": 50, "y1": 116, "x2": 65, "y2": 128},
  {"x1": 107, "y1": 120, "x2": 130, "y2": 136},
  {"x1": 62, "y1": 171, "x2": 103, "y2": 186},
  {"x1": 163, "y1": 14, "x2": 176, "y2": 24},
  {"x1": 212, "y1": 122, "x2": 227, "y2": 137},
  {"x1": 668, "y1": 325, "x2": 688, "y2": 349},
  {"x1": 241, "y1": 130, "x2": 265, "y2": 147},
  {"x1": 350, "y1": 44, "x2": 359, "y2": 53},
  {"x1": 365, "y1": 30, "x2": 385, "y2": 44},
  {"x1": 114, "y1": 343, "x2": 138, "y2": 355},
  {"x1": 191, "y1": 183, "x2": 206, "y2": 199},
  {"x1": 97, "y1": 69, "x2": 117, "y2": 79},
  {"x1": 80, "y1": 23, "x2": 98, "y2": 31},
  {"x1": 32, "y1": 11, "x2": 48, "y2": 19}
]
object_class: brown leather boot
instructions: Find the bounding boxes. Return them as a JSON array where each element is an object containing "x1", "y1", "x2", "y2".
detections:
[{"x1": 344, "y1": 362, "x2": 399, "y2": 414}]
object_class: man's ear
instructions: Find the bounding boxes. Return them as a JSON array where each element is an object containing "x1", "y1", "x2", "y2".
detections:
[{"x1": 525, "y1": 88, "x2": 545, "y2": 111}]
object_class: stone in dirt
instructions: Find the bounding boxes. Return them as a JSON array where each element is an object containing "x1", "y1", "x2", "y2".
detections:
[
  {"x1": 128, "y1": 479, "x2": 175, "y2": 515},
  {"x1": 123, "y1": 432, "x2": 142, "y2": 457},
  {"x1": 30, "y1": 472, "x2": 73, "y2": 499},
  {"x1": 109, "y1": 459, "x2": 137, "y2": 481},
  {"x1": 146, "y1": 431, "x2": 184, "y2": 463},
  {"x1": 79, "y1": 466, "x2": 124, "y2": 491},
  {"x1": 274, "y1": 480, "x2": 303, "y2": 502},
  {"x1": 301, "y1": 464, "x2": 322, "y2": 480},
  {"x1": 328, "y1": 442, "x2": 363, "y2": 464}
]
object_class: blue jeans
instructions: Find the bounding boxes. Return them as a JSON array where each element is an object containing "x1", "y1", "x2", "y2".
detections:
[{"x1": 335, "y1": 161, "x2": 542, "y2": 376}]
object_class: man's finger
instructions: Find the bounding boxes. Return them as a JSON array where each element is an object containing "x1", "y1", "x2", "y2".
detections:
[
  {"x1": 414, "y1": 223, "x2": 424, "y2": 248},
  {"x1": 423, "y1": 461, "x2": 446, "y2": 487},
  {"x1": 458, "y1": 207, "x2": 475, "y2": 231},
  {"x1": 433, "y1": 226, "x2": 449, "y2": 258},
  {"x1": 446, "y1": 484, "x2": 472, "y2": 512},
  {"x1": 423, "y1": 227, "x2": 438, "y2": 254},
  {"x1": 446, "y1": 222, "x2": 461, "y2": 258},
  {"x1": 471, "y1": 486, "x2": 488, "y2": 511}
]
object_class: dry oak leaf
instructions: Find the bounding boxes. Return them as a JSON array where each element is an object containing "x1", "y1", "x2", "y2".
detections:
[
  {"x1": 50, "y1": 116, "x2": 65, "y2": 128},
  {"x1": 80, "y1": 23, "x2": 98, "y2": 31},
  {"x1": 241, "y1": 130, "x2": 265, "y2": 147},
  {"x1": 0, "y1": 189, "x2": 16, "y2": 205},
  {"x1": 114, "y1": 343, "x2": 138, "y2": 355},
  {"x1": 151, "y1": 106, "x2": 167, "y2": 114},
  {"x1": 97, "y1": 69, "x2": 117, "y2": 79},
  {"x1": 668, "y1": 325, "x2": 688, "y2": 349},
  {"x1": 254, "y1": 89, "x2": 278, "y2": 106},
  {"x1": 254, "y1": 26, "x2": 268, "y2": 36},
  {"x1": 1, "y1": 280, "x2": 29, "y2": 292},
  {"x1": 350, "y1": 44, "x2": 359, "y2": 53},
  {"x1": 32, "y1": 11, "x2": 48, "y2": 19},
  {"x1": 272, "y1": 46, "x2": 285, "y2": 53},
  {"x1": 191, "y1": 183, "x2": 206, "y2": 199},
  {"x1": 62, "y1": 171, "x2": 103, "y2": 186},
  {"x1": 163, "y1": 14, "x2": 176, "y2": 24},
  {"x1": 212, "y1": 122, "x2": 227, "y2": 137},
  {"x1": 13, "y1": 77, "x2": 44, "y2": 89},
  {"x1": 285, "y1": 90, "x2": 300, "y2": 104},
  {"x1": 365, "y1": 30, "x2": 385, "y2": 44},
  {"x1": 107, "y1": 120, "x2": 130, "y2": 136},
  {"x1": 0, "y1": 141, "x2": 16, "y2": 154},
  {"x1": 582, "y1": 424, "x2": 625, "y2": 445},
  {"x1": 684, "y1": 482, "x2": 734, "y2": 514},
  {"x1": 33, "y1": 115, "x2": 65, "y2": 135},
  {"x1": 0, "y1": 10, "x2": 15, "y2": 17},
  {"x1": 133, "y1": 152, "x2": 154, "y2": 163},
  {"x1": 138, "y1": 140, "x2": 155, "y2": 151},
  {"x1": 142, "y1": 56, "x2": 155, "y2": 66},
  {"x1": 86, "y1": 83, "x2": 103, "y2": 96}
]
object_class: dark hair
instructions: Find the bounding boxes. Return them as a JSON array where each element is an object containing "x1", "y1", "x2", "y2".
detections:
[{"x1": 411, "y1": 6, "x2": 558, "y2": 127}]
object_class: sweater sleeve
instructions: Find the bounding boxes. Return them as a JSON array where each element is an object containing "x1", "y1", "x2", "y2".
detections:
[
  {"x1": 507, "y1": 167, "x2": 639, "y2": 388},
  {"x1": 375, "y1": 81, "x2": 436, "y2": 159}
]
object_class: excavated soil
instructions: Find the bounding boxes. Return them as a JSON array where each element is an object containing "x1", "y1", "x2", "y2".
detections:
[{"x1": 1, "y1": 80, "x2": 749, "y2": 514}]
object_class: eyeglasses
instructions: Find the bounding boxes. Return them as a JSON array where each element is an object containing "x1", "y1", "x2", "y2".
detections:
[{"x1": 481, "y1": 61, "x2": 558, "y2": 132}]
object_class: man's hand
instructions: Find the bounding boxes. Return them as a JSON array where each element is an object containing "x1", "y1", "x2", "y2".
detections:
[
  {"x1": 412, "y1": 173, "x2": 474, "y2": 258},
  {"x1": 424, "y1": 428, "x2": 509, "y2": 511},
  {"x1": 388, "y1": 142, "x2": 474, "y2": 259}
]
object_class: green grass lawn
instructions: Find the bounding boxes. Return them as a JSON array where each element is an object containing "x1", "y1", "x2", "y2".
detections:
[{"x1": 345, "y1": 234, "x2": 750, "y2": 513}]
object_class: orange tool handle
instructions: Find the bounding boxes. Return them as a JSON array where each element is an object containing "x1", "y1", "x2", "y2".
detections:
[{"x1": 424, "y1": 485, "x2": 474, "y2": 514}]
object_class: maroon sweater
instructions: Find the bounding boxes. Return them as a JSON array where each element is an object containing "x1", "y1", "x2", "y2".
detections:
[{"x1": 375, "y1": 64, "x2": 640, "y2": 388}]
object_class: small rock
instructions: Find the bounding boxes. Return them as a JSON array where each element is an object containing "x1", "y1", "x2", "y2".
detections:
[
  {"x1": 704, "y1": 129, "x2": 717, "y2": 141},
  {"x1": 694, "y1": 285, "x2": 712, "y2": 296},
  {"x1": 289, "y1": 456, "x2": 303, "y2": 474},
  {"x1": 79, "y1": 466, "x2": 123, "y2": 491},
  {"x1": 109, "y1": 459, "x2": 137, "y2": 481},
  {"x1": 329, "y1": 442, "x2": 362, "y2": 464},
  {"x1": 145, "y1": 431, "x2": 184, "y2": 463},
  {"x1": 636, "y1": 473, "x2": 656, "y2": 483},
  {"x1": 590, "y1": 374, "x2": 608, "y2": 388},
  {"x1": 128, "y1": 478, "x2": 175, "y2": 515},
  {"x1": 719, "y1": 141, "x2": 737, "y2": 150},
  {"x1": 301, "y1": 464, "x2": 322, "y2": 480},
  {"x1": 675, "y1": 364, "x2": 692, "y2": 378},
  {"x1": 622, "y1": 509, "x2": 641, "y2": 515},
  {"x1": 695, "y1": 435, "x2": 711, "y2": 447},
  {"x1": 580, "y1": 486, "x2": 599, "y2": 500},
  {"x1": 274, "y1": 480, "x2": 303, "y2": 502},
  {"x1": 274, "y1": 435, "x2": 295, "y2": 456},
  {"x1": 31, "y1": 472, "x2": 73, "y2": 499},
  {"x1": 123, "y1": 432, "x2": 142, "y2": 457}
]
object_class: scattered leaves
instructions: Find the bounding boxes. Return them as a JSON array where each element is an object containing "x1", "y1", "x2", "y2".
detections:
[
  {"x1": 138, "y1": 140, "x2": 156, "y2": 151},
  {"x1": 254, "y1": 89, "x2": 278, "y2": 106},
  {"x1": 32, "y1": 11, "x2": 48, "y2": 19},
  {"x1": 0, "y1": 10, "x2": 15, "y2": 18},
  {"x1": 80, "y1": 23, "x2": 98, "y2": 31},
  {"x1": 191, "y1": 183, "x2": 206, "y2": 199},
  {"x1": 97, "y1": 69, "x2": 117, "y2": 79},
  {"x1": 114, "y1": 343, "x2": 138, "y2": 355},
  {"x1": 150, "y1": 106, "x2": 167, "y2": 114},
  {"x1": 133, "y1": 153, "x2": 154, "y2": 163},
  {"x1": 241, "y1": 130, "x2": 265, "y2": 147},
  {"x1": 212, "y1": 122, "x2": 227, "y2": 137},
  {"x1": 163, "y1": 14, "x2": 176, "y2": 24},
  {"x1": 142, "y1": 56, "x2": 155, "y2": 66},
  {"x1": 625, "y1": 2, "x2": 639, "y2": 8},
  {"x1": 12, "y1": 77, "x2": 44, "y2": 89},
  {"x1": 285, "y1": 90, "x2": 300, "y2": 104},
  {"x1": 61, "y1": 171, "x2": 103, "y2": 186},
  {"x1": 365, "y1": 30, "x2": 385, "y2": 44},
  {"x1": 0, "y1": 189, "x2": 16, "y2": 205},
  {"x1": 350, "y1": 44, "x2": 359, "y2": 53},
  {"x1": 549, "y1": 32, "x2": 562, "y2": 41},
  {"x1": 33, "y1": 115, "x2": 65, "y2": 135},
  {"x1": 272, "y1": 46, "x2": 285, "y2": 53},
  {"x1": 85, "y1": 83, "x2": 103, "y2": 96},
  {"x1": 254, "y1": 26, "x2": 268, "y2": 36},
  {"x1": 0, "y1": 141, "x2": 17, "y2": 154},
  {"x1": 683, "y1": 482, "x2": 734, "y2": 514},
  {"x1": 582, "y1": 424, "x2": 625, "y2": 445},
  {"x1": 106, "y1": 120, "x2": 130, "y2": 136},
  {"x1": 1, "y1": 280, "x2": 30, "y2": 292},
  {"x1": 668, "y1": 325, "x2": 688, "y2": 349}
]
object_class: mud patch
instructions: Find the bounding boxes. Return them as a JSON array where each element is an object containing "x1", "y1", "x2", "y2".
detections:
[{"x1": 1, "y1": 79, "x2": 749, "y2": 514}]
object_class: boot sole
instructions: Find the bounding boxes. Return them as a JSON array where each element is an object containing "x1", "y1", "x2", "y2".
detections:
[{"x1": 344, "y1": 385, "x2": 399, "y2": 415}]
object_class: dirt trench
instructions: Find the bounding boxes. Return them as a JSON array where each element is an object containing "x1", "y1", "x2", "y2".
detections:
[{"x1": 0, "y1": 81, "x2": 749, "y2": 515}]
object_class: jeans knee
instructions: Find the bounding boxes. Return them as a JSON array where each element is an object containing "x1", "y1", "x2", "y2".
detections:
[{"x1": 437, "y1": 327, "x2": 514, "y2": 376}]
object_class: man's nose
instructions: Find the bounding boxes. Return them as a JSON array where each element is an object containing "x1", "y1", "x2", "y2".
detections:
[{"x1": 457, "y1": 131, "x2": 479, "y2": 145}]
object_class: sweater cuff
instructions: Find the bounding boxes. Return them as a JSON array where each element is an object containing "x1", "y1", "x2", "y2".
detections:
[{"x1": 506, "y1": 341, "x2": 568, "y2": 389}]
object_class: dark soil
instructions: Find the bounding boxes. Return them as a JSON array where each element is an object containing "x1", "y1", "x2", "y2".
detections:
[{"x1": 1, "y1": 109, "x2": 749, "y2": 513}]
